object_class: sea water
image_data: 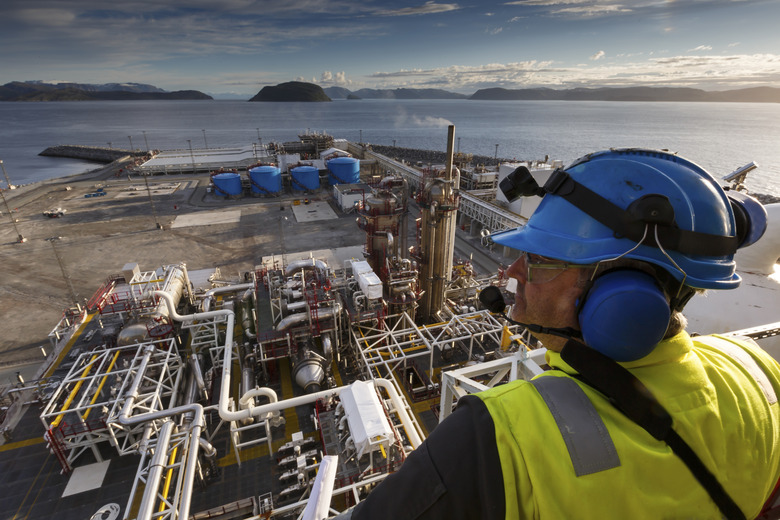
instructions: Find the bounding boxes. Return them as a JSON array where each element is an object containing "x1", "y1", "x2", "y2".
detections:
[{"x1": 1, "y1": 99, "x2": 778, "y2": 195}]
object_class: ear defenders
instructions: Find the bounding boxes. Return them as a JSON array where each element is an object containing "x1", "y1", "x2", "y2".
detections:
[{"x1": 577, "y1": 270, "x2": 671, "y2": 362}]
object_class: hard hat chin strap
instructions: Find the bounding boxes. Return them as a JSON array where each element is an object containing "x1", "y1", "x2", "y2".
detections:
[{"x1": 542, "y1": 169, "x2": 740, "y2": 257}]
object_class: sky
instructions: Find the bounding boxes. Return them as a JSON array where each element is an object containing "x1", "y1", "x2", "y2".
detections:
[{"x1": 1, "y1": 0, "x2": 779, "y2": 98}]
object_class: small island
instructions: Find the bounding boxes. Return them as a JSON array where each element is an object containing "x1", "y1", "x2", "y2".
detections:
[{"x1": 249, "y1": 81, "x2": 331, "y2": 102}]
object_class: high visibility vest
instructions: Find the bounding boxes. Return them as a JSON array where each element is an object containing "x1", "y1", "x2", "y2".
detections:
[{"x1": 477, "y1": 333, "x2": 780, "y2": 519}]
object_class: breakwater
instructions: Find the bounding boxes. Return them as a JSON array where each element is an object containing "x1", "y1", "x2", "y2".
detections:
[{"x1": 39, "y1": 145, "x2": 143, "y2": 162}]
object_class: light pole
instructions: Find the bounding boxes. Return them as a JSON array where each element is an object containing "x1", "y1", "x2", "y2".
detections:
[
  {"x1": 457, "y1": 137, "x2": 461, "y2": 154},
  {"x1": 107, "y1": 142, "x2": 112, "y2": 150},
  {"x1": 0, "y1": 160, "x2": 13, "y2": 189},
  {"x1": 47, "y1": 237, "x2": 79, "y2": 307},
  {"x1": 187, "y1": 140, "x2": 196, "y2": 174},
  {"x1": 128, "y1": 135, "x2": 134, "y2": 152},
  {"x1": 142, "y1": 130, "x2": 149, "y2": 152},
  {"x1": 142, "y1": 173, "x2": 162, "y2": 230},
  {"x1": 494, "y1": 144, "x2": 499, "y2": 161},
  {"x1": 0, "y1": 187, "x2": 25, "y2": 243},
  {"x1": 202, "y1": 129, "x2": 208, "y2": 149}
]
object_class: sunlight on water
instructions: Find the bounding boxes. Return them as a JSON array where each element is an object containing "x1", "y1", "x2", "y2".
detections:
[{"x1": 1, "y1": 99, "x2": 778, "y2": 195}]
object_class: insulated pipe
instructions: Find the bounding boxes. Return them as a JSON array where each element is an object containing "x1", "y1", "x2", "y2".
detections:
[
  {"x1": 240, "y1": 289, "x2": 257, "y2": 340},
  {"x1": 118, "y1": 391, "x2": 204, "y2": 520},
  {"x1": 322, "y1": 335, "x2": 333, "y2": 360},
  {"x1": 147, "y1": 264, "x2": 189, "y2": 321},
  {"x1": 373, "y1": 378, "x2": 423, "y2": 449},
  {"x1": 132, "y1": 290, "x2": 239, "y2": 520},
  {"x1": 276, "y1": 312, "x2": 309, "y2": 331},
  {"x1": 240, "y1": 367, "x2": 256, "y2": 425},
  {"x1": 136, "y1": 420, "x2": 175, "y2": 520},
  {"x1": 283, "y1": 300, "x2": 308, "y2": 312},
  {"x1": 118, "y1": 357, "x2": 206, "y2": 520},
  {"x1": 276, "y1": 303, "x2": 341, "y2": 331},
  {"x1": 179, "y1": 414, "x2": 204, "y2": 520},
  {"x1": 204, "y1": 282, "x2": 254, "y2": 299},
  {"x1": 198, "y1": 436, "x2": 217, "y2": 459},
  {"x1": 190, "y1": 355, "x2": 208, "y2": 402},
  {"x1": 202, "y1": 282, "x2": 254, "y2": 312},
  {"x1": 180, "y1": 373, "x2": 200, "y2": 425},
  {"x1": 284, "y1": 258, "x2": 329, "y2": 276},
  {"x1": 156, "y1": 290, "x2": 415, "y2": 455},
  {"x1": 238, "y1": 386, "x2": 281, "y2": 421}
]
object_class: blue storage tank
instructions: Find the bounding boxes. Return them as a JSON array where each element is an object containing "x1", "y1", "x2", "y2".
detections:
[
  {"x1": 212, "y1": 172, "x2": 243, "y2": 198},
  {"x1": 327, "y1": 157, "x2": 360, "y2": 185},
  {"x1": 249, "y1": 166, "x2": 281, "y2": 196},
  {"x1": 290, "y1": 165, "x2": 320, "y2": 191}
]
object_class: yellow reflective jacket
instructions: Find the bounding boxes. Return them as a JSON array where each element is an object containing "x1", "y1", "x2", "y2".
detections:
[{"x1": 477, "y1": 332, "x2": 780, "y2": 519}]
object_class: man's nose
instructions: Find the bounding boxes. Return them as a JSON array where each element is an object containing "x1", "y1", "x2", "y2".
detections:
[{"x1": 506, "y1": 255, "x2": 526, "y2": 283}]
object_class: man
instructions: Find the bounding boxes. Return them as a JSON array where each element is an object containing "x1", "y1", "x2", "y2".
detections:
[{"x1": 337, "y1": 149, "x2": 780, "y2": 519}]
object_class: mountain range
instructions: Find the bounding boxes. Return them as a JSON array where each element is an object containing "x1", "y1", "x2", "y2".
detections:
[
  {"x1": 468, "y1": 86, "x2": 780, "y2": 103},
  {"x1": 327, "y1": 85, "x2": 780, "y2": 103},
  {"x1": 0, "y1": 81, "x2": 212, "y2": 101},
  {"x1": 2, "y1": 80, "x2": 779, "y2": 103},
  {"x1": 324, "y1": 87, "x2": 467, "y2": 100}
]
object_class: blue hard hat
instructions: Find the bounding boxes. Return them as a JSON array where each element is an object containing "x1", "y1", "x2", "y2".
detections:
[{"x1": 492, "y1": 148, "x2": 766, "y2": 290}]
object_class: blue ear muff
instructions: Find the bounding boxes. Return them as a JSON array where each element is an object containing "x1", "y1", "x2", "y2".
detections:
[{"x1": 578, "y1": 270, "x2": 671, "y2": 362}]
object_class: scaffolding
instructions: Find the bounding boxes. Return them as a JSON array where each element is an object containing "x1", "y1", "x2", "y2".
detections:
[{"x1": 39, "y1": 338, "x2": 184, "y2": 472}]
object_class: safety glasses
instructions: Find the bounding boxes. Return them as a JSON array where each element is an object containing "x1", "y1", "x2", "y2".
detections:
[{"x1": 523, "y1": 252, "x2": 597, "y2": 284}]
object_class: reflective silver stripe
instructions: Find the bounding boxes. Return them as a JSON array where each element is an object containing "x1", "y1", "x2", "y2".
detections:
[
  {"x1": 531, "y1": 376, "x2": 621, "y2": 477},
  {"x1": 704, "y1": 336, "x2": 777, "y2": 405}
]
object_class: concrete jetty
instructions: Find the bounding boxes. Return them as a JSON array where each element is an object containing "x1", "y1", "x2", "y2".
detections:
[{"x1": 39, "y1": 145, "x2": 145, "y2": 162}]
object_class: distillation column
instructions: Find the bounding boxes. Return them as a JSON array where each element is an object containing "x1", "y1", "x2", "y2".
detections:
[{"x1": 418, "y1": 125, "x2": 460, "y2": 321}]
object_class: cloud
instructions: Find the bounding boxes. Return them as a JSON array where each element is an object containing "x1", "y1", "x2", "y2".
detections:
[
  {"x1": 12, "y1": 8, "x2": 77, "y2": 26},
  {"x1": 376, "y1": 2, "x2": 460, "y2": 17},
  {"x1": 320, "y1": 70, "x2": 351, "y2": 86},
  {"x1": 363, "y1": 53, "x2": 780, "y2": 93},
  {"x1": 552, "y1": 4, "x2": 632, "y2": 16},
  {"x1": 503, "y1": 0, "x2": 587, "y2": 5},
  {"x1": 2, "y1": 0, "x2": 778, "y2": 96},
  {"x1": 503, "y1": 0, "x2": 632, "y2": 16}
]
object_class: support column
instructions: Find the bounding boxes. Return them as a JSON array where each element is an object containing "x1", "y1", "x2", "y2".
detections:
[{"x1": 470, "y1": 221, "x2": 482, "y2": 237}]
